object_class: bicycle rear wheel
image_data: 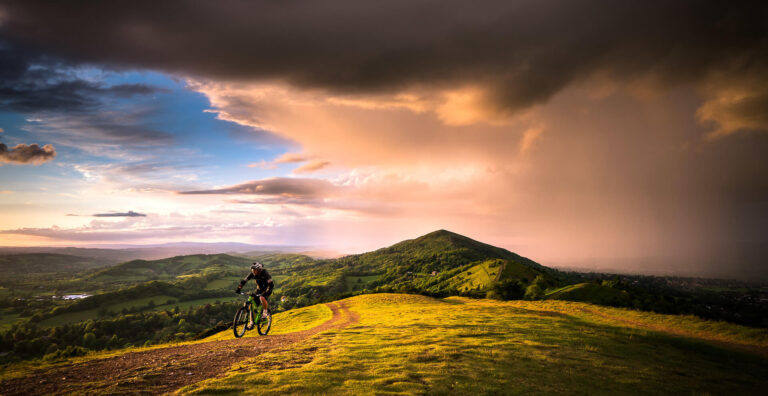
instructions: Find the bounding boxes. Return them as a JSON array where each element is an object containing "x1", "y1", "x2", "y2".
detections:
[
  {"x1": 257, "y1": 309, "x2": 271, "y2": 335},
  {"x1": 233, "y1": 306, "x2": 249, "y2": 338}
]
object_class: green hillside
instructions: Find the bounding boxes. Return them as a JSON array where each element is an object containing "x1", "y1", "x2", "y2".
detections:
[
  {"x1": 188, "y1": 295, "x2": 767, "y2": 395},
  {"x1": 0, "y1": 253, "x2": 109, "y2": 274},
  {"x1": 87, "y1": 254, "x2": 251, "y2": 283},
  {"x1": 15, "y1": 255, "x2": 252, "y2": 328},
  {"x1": 546, "y1": 282, "x2": 633, "y2": 306},
  {"x1": 274, "y1": 230, "x2": 556, "y2": 304}
]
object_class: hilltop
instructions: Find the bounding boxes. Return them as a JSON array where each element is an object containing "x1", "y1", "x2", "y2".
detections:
[
  {"x1": 276, "y1": 229, "x2": 558, "y2": 304},
  {"x1": 0, "y1": 253, "x2": 111, "y2": 274}
]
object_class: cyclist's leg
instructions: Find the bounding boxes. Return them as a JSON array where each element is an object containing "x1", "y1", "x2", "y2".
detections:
[{"x1": 260, "y1": 290, "x2": 272, "y2": 315}]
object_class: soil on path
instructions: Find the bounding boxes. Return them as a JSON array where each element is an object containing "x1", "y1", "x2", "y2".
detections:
[{"x1": 0, "y1": 301, "x2": 359, "y2": 395}]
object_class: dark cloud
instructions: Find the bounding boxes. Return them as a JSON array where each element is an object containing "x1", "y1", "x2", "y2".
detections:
[
  {"x1": 1, "y1": 1, "x2": 766, "y2": 124},
  {"x1": 0, "y1": 141, "x2": 55, "y2": 164},
  {"x1": 32, "y1": 111, "x2": 175, "y2": 147},
  {"x1": 0, "y1": 42, "x2": 165, "y2": 113},
  {"x1": 0, "y1": 41, "x2": 174, "y2": 148},
  {"x1": 179, "y1": 177, "x2": 336, "y2": 199},
  {"x1": 93, "y1": 211, "x2": 146, "y2": 217}
]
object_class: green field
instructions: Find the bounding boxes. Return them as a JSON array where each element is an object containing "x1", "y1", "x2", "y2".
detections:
[
  {"x1": 0, "y1": 312, "x2": 20, "y2": 331},
  {"x1": 39, "y1": 309, "x2": 99, "y2": 327},
  {"x1": 37, "y1": 296, "x2": 240, "y2": 327},
  {"x1": 344, "y1": 275, "x2": 381, "y2": 291},
  {"x1": 181, "y1": 294, "x2": 768, "y2": 395},
  {"x1": 106, "y1": 295, "x2": 178, "y2": 311},
  {"x1": 450, "y1": 260, "x2": 501, "y2": 291},
  {"x1": 205, "y1": 279, "x2": 236, "y2": 290},
  {"x1": 151, "y1": 296, "x2": 240, "y2": 312}
]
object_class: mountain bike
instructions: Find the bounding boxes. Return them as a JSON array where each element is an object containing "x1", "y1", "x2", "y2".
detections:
[{"x1": 233, "y1": 292, "x2": 271, "y2": 338}]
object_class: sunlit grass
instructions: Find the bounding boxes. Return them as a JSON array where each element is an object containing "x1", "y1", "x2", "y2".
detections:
[
  {"x1": 202, "y1": 303, "x2": 332, "y2": 341},
  {"x1": 180, "y1": 294, "x2": 768, "y2": 395},
  {"x1": 0, "y1": 302, "x2": 333, "y2": 382},
  {"x1": 449, "y1": 260, "x2": 499, "y2": 291}
]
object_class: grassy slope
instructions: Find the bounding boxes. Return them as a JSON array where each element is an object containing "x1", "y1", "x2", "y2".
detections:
[
  {"x1": 87, "y1": 254, "x2": 250, "y2": 282},
  {"x1": 181, "y1": 294, "x2": 768, "y2": 395},
  {"x1": 546, "y1": 282, "x2": 633, "y2": 306},
  {"x1": 0, "y1": 253, "x2": 108, "y2": 274},
  {"x1": 275, "y1": 230, "x2": 556, "y2": 298},
  {"x1": 203, "y1": 303, "x2": 333, "y2": 341},
  {"x1": 0, "y1": 303, "x2": 333, "y2": 382},
  {"x1": 449, "y1": 259, "x2": 503, "y2": 291}
]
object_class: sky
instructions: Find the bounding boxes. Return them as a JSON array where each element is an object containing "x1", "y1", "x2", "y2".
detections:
[{"x1": 0, "y1": 1, "x2": 766, "y2": 279}]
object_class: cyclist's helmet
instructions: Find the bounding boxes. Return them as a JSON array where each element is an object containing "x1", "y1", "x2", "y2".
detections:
[{"x1": 251, "y1": 262, "x2": 263, "y2": 271}]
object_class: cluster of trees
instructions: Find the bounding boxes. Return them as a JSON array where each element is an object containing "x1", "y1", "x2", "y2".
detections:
[
  {"x1": 0, "y1": 301, "x2": 236, "y2": 363},
  {"x1": 567, "y1": 274, "x2": 768, "y2": 328}
]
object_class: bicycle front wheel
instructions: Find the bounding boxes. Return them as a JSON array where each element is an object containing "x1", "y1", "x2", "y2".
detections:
[
  {"x1": 257, "y1": 309, "x2": 271, "y2": 335},
  {"x1": 233, "y1": 306, "x2": 249, "y2": 338}
]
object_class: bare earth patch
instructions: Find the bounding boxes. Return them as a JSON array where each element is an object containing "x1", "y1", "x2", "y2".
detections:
[{"x1": 0, "y1": 301, "x2": 358, "y2": 395}]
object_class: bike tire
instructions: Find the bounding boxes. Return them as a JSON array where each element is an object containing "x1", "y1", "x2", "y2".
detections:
[
  {"x1": 233, "y1": 306, "x2": 249, "y2": 338},
  {"x1": 257, "y1": 309, "x2": 271, "y2": 335}
]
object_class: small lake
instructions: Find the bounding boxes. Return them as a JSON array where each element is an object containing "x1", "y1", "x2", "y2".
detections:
[{"x1": 60, "y1": 294, "x2": 91, "y2": 300}]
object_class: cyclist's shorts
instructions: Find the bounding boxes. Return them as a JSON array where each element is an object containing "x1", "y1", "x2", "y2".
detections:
[{"x1": 252, "y1": 289, "x2": 272, "y2": 299}]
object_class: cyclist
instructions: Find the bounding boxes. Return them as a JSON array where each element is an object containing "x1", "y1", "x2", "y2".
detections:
[{"x1": 235, "y1": 262, "x2": 274, "y2": 328}]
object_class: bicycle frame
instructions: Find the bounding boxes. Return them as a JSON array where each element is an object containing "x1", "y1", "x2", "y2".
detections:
[{"x1": 245, "y1": 293, "x2": 264, "y2": 323}]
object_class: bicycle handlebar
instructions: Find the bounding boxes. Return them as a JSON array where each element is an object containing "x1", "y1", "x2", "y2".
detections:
[{"x1": 237, "y1": 291, "x2": 263, "y2": 297}]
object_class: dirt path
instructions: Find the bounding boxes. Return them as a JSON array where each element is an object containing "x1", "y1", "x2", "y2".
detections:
[
  {"x1": 0, "y1": 301, "x2": 359, "y2": 395},
  {"x1": 577, "y1": 306, "x2": 768, "y2": 357}
]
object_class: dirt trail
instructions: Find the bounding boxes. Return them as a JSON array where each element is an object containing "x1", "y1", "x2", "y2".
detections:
[
  {"x1": 577, "y1": 306, "x2": 768, "y2": 357},
  {"x1": 0, "y1": 301, "x2": 359, "y2": 395}
]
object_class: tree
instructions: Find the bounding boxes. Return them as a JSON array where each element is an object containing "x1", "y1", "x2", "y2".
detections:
[
  {"x1": 83, "y1": 332, "x2": 96, "y2": 349},
  {"x1": 524, "y1": 284, "x2": 544, "y2": 300}
]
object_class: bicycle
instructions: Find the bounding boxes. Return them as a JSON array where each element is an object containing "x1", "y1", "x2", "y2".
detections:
[{"x1": 233, "y1": 292, "x2": 272, "y2": 338}]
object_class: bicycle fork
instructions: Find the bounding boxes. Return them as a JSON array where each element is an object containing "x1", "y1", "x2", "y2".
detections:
[{"x1": 251, "y1": 300, "x2": 262, "y2": 323}]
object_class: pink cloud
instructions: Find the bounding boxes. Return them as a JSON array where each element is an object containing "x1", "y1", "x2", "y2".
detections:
[{"x1": 293, "y1": 160, "x2": 330, "y2": 174}]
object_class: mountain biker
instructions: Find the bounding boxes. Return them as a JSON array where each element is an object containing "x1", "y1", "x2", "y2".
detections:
[{"x1": 235, "y1": 262, "x2": 274, "y2": 328}]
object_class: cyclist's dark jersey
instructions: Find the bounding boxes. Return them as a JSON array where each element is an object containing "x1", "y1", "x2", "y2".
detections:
[{"x1": 239, "y1": 269, "x2": 274, "y2": 296}]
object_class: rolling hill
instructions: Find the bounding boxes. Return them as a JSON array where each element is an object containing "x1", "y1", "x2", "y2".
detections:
[
  {"x1": 0, "y1": 253, "x2": 111, "y2": 274},
  {"x1": 545, "y1": 282, "x2": 633, "y2": 306},
  {"x1": 86, "y1": 254, "x2": 252, "y2": 283},
  {"x1": 274, "y1": 229, "x2": 558, "y2": 302}
]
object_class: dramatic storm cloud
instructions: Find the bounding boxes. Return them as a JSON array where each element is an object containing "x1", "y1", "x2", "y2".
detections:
[
  {"x1": 2, "y1": 1, "x2": 767, "y2": 134},
  {"x1": 0, "y1": 141, "x2": 55, "y2": 164},
  {"x1": 0, "y1": 43, "x2": 163, "y2": 113}
]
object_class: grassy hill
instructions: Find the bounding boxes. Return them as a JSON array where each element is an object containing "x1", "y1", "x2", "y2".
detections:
[
  {"x1": 87, "y1": 254, "x2": 251, "y2": 283},
  {"x1": 185, "y1": 294, "x2": 768, "y2": 394},
  {"x1": 5, "y1": 294, "x2": 765, "y2": 394},
  {"x1": 0, "y1": 253, "x2": 110, "y2": 274},
  {"x1": 274, "y1": 230, "x2": 557, "y2": 303},
  {"x1": 545, "y1": 282, "x2": 633, "y2": 306}
]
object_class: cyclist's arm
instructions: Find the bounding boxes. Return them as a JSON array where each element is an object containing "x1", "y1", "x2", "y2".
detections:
[
  {"x1": 236, "y1": 273, "x2": 254, "y2": 291},
  {"x1": 263, "y1": 270, "x2": 274, "y2": 293}
]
